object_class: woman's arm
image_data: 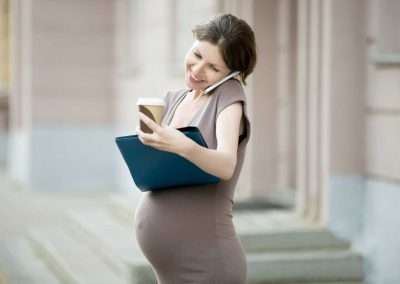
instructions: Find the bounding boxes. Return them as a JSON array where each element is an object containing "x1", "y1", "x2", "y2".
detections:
[
  {"x1": 137, "y1": 102, "x2": 243, "y2": 181},
  {"x1": 180, "y1": 103, "x2": 242, "y2": 180}
]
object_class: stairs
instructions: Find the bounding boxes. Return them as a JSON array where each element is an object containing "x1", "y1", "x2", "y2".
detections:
[
  {"x1": 234, "y1": 212, "x2": 363, "y2": 284},
  {"x1": 0, "y1": 238, "x2": 61, "y2": 284},
  {"x1": 1, "y1": 194, "x2": 364, "y2": 284},
  {"x1": 247, "y1": 250, "x2": 362, "y2": 284}
]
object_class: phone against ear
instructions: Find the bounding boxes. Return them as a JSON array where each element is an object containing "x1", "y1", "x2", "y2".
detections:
[{"x1": 203, "y1": 71, "x2": 240, "y2": 94}]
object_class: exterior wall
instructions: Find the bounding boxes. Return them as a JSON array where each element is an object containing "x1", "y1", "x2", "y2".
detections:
[
  {"x1": 0, "y1": 0, "x2": 9, "y2": 166},
  {"x1": 327, "y1": 0, "x2": 366, "y2": 231},
  {"x1": 326, "y1": 0, "x2": 400, "y2": 283},
  {"x1": 248, "y1": 0, "x2": 297, "y2": 203},
  {"x1": 329, "y1": 2, "x2": 366, "y2": 176},
  {"x1": 362, "y1": 0, "x2": 400, "y2": 283},
  {"x1": 250, "y1": 0, "x2": 279, "y2": 197},
  {"x1": 31, "y1": 0, "x2": 114, "y2": 126},
  {"x1": 8, "y1": 0, "x2": 117, "y2": 191},
  {"x1": 0, "y1": 0, "x2": 9, "y2": 94}
]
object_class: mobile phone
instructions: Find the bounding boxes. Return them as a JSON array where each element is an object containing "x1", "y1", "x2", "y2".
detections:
[{"x1": 203, "y1": 71, "x2": 240, "y2": 94}]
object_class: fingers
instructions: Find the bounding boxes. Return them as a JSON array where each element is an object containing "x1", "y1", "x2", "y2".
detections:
[
  {"x1": 136, "y1": 126, "x2": 151, "y2": 139},
  {"x1": 138, "y1": 112, "x2": 162, "y2": 133},
  {"x1": 136, "y1": 125, "x2": 158, "y2": 145}
]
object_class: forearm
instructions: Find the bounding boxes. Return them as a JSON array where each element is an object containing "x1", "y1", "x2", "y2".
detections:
[{"x1": 179, "y1": 141, "x2": 236, "y2": 181}]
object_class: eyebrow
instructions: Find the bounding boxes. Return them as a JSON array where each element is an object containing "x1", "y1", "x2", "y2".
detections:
[{"x1": 193, "y1": 49, "x2": 224, "y2": 70}]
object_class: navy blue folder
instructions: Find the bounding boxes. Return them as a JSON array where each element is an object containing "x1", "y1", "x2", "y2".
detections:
[{"x1": 115, "y1": 126, "x2": 221, "y2": 191}]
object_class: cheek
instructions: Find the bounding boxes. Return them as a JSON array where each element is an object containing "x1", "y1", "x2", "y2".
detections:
[{"x1": 207, "y1": 73, "x2": 225, "y2": 85}]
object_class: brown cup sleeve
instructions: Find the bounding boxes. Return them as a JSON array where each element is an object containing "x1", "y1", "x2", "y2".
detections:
[{"x1": 139, "y1": 105, "x2": 155, "y2": 134}]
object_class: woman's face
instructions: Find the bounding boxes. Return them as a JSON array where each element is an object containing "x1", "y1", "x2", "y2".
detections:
[{"x1": 184, "y1": 40, "x2": 231, "y2": 91}]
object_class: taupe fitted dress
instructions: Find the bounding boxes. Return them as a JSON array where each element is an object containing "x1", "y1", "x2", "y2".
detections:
[{"x1": 134, "y1": 79, "x2": 251, "y2": 284}]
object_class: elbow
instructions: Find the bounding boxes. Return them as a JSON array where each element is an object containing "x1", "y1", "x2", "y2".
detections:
[
  {"x1": 220, "y1": 159, "x2": 237, "y2": 181},
  {"x1": 221, "y1": 173, "x2": 233, "y2": 181}
]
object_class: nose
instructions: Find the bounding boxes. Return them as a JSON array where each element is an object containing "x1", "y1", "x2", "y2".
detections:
[{"x1": 191, "y1": 63, "x2": 206, "y2": 78}]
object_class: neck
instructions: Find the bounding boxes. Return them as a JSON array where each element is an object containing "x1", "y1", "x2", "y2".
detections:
[{"x1": 192, "y1": 89, "x2": 205, "y2": 100}]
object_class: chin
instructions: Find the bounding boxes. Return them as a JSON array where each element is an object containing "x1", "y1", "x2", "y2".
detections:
[
  {"x1": 184, "y1": 79, "x2": 194, "y2": 90},
  {"x1": 185, "y1": 78, "x2": 205, "y2": 91},
  {"x1": 187, "y1": 84, "x2": 204, "y2": 91}
]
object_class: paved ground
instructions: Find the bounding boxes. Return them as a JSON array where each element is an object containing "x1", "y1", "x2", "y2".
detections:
[
  {"x1": 0, "y1": 170, "x2": 130, "y2": 283},
  {"x1": 0, "y1": 171, "x2": 114, "y2": 242}
]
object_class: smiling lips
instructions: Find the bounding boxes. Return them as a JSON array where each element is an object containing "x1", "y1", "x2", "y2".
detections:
[{"x1": 189, "y1": 73, "x2": 205, "y2": 84}]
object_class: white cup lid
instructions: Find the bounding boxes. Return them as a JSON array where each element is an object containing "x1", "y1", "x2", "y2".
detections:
[{"x1": 136, "y1": 97, "x2": 165, "y2": 106}]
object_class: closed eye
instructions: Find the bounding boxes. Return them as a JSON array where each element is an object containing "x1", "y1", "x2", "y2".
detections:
[
  {"x1": 209, "y1": 64, "x2": 220, "y2": 72},
  {"x1": 193, "y1": 51, "x2": 220, "y2": 72},
  {"x1": 193, "y1": 51, "x2": 202, "y2": 59}
]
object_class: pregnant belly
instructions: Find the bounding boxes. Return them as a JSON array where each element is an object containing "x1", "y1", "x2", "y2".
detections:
[{"x1": 134, "y1": 188, "x2": 231, "y2": 266}]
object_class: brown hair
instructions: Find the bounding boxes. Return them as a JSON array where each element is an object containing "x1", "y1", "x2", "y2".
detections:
[{"x1": 192, "y1": 13, "x2": 257, "y2": 85}]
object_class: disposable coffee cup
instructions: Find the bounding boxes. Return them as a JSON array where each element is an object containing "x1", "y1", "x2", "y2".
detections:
[{"x1": 137, "y1": 97, "x2": 165, "y2": 133}]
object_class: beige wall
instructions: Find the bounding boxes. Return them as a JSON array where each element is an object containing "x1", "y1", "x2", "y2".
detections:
[
  {"x1": 0, "y1": 0, "x2": 9, "y2": 94},
  {"x1": 329, "y1": 0, "x2": 366, "y2": 175},
  {"x1": 247, "y1": 0, "x2": 297, "y2": 202},
  {"x1": 0, "y1": 0, "x2": 9, "y2": 135},
  {"x1": 30, "y1": 0, "x2": 114, "y2": 127},
  {"x1": 324, "y1": 0, "x2": 400, "y2": 182},
  {"x1": 251, "y1": 0, "x2": 279, "y2": 195},
  {"x1": 366, "y1": 0, "x2": 400, "y2": 182},
  {"x1": 8, "y1": 0, "x2": 117, "y2": 191}
]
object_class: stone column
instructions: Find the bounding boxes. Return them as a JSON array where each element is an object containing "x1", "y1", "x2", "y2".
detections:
[
  {"x1": 8, "y1": 0, "x2": 32, "y2": 184},
  {"x1": 296, "y1": 0, "x2": 366, "y2": 225},
  {"x1": 296, "y1": 0, "x2": 333, "y2": 223}
]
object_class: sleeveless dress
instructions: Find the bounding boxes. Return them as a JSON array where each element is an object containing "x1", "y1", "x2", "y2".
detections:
[{"x1": 134, "y1": 79, "x2": 251, "y2": 284}]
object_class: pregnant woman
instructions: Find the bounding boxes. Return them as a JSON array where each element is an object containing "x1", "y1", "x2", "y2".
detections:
[{"x1": 135, "y1": 13, "x2": 257, "y2": 284}]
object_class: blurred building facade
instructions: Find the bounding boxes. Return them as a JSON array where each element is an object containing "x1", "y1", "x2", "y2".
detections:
[
  {"x1": 2, "y1": 0, "x2": 116, "y2": 192},
  {"x1": 0, "y1": 0, "x2": 9, "y2": 166},
  {"x1": 0, "y1": 0, "x2": 400, "y2": 283}
]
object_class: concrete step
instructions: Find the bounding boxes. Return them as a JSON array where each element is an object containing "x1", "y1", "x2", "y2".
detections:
[
  {"x1": 108, "y1": 192, "x2": 139, "y2": 221},
  {"x1": 239, "y1": 225, "x2": 350, "y2": 253},
  {"x1": 27, "y1": 226, "x2": 129, "y2": 284},
  {"x1": 0, "y1": 237, "x2": 61, "y2": 284},
  {"x1": 252, "y1": 210, "x2": 349, "y2": 252},
  {"x1": 66, "y1": 208, "x2": 154, "y2": 284},
  {"x1": 247, "y1": 250, "x2": 363, "y2": 284},
  {"x1": 261, "y1": 283, "x2": 363, "y2": 284},
  {"x1": 67, "y1": 207, "x2": 363, "y2": 284}
]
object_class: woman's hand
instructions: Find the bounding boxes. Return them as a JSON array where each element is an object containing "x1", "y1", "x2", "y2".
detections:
[{"x1": 136, "y1": 112, "x2": 195, "y2": 157}]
